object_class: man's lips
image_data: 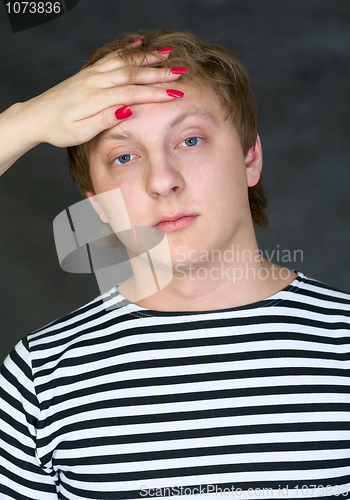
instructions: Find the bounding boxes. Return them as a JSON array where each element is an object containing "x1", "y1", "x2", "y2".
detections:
[{"x1": 154, "y1": 214, "x2": 198, "y2": 232}]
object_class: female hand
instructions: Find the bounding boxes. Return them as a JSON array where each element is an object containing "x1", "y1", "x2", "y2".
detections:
[
  {"x1": 0, "y1": 45, "x2": 185, "y2": 175},
  {"x1": 23, "y1": 48, "x2": 184, "y2": 147}
]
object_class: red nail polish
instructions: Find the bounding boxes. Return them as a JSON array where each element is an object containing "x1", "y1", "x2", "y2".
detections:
[
  {"x1": 115, "y1": 105, "x2": 132, "y2": 120},
  {"x1": 171, "y1": 67, "x2": 187, "y2": 75},
  {"x1": 157, "y1": 47, "x2": 173, "y2": 54},
  {"x1": 166, "y1": 89, "x2": 184, "y2": 98},
  {"x1": 132, "y1": 35, "x2": 144, "y2": 44}
]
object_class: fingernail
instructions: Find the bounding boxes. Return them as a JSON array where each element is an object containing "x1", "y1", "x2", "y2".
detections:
[
  {"x1": 157, "y1": 47, "x2": 173, "y2": 54},
  {"x1": 115, "y1": 105, "x2": 132, "y2": 120},
  {"x1": 132, "y1": 35, "x2": 144, "y2": 44},
  {"x1": 171, "y1": 67, "x2": 187, "y2": 75},
  {"x1": 166, "y1": 89, "x2": 184, "y2": 98}
]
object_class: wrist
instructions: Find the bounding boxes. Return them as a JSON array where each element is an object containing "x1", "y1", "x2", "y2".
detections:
[
  {"x1": 8, "y1": 100, "x2": 43, "y2": 150},
  {"x1": 0, "y1": 101, "x2": 43, "y2": 176}
]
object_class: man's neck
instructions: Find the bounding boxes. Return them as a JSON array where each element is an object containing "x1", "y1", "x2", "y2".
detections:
[{"x1": 118, "y1": 256, "x2": 297, "y2": 313}]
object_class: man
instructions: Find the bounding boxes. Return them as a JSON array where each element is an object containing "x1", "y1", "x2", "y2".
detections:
[{"x1": 1, "y1": 30, "x2": 349, "y2": 500}]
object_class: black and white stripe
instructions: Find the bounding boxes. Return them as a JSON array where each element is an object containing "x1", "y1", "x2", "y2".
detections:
[{"x1": 1, "y1": 272, "x2": 350, "y2": 499}]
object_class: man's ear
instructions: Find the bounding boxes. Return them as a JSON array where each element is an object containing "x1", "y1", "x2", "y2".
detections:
[
  {"x1": 85, "y1": 191, "x2": 109, "y2": 224},
  {"x1": 245, "y1": 134, "x2": 263, "y2": 187}
]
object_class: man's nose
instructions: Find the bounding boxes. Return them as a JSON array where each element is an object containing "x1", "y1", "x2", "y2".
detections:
[{"x1": 145, "y1": 152, "x2": 185, "y2": 198}]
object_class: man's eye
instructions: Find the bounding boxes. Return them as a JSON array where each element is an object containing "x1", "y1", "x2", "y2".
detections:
[
  {"x1": 113, "y1": 154, "x2": 137, "y2": 165},
  {"x1": 181, "y1": 137, "x2": 201, "y2": 147}
]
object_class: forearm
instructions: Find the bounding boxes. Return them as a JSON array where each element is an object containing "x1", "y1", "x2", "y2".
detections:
[{"x1": 0, "y1": 101, "x2": 41, "y2": 177}]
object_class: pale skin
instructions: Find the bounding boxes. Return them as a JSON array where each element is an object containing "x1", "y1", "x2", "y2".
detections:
[
  {"x1": 0, "y1": 44, "x2": 296, "y2": 312},
  {"x1": 87, "y1": 84, "x2": 296, "y2": 311}
]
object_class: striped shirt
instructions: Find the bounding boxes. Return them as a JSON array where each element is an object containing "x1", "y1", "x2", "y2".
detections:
[{"x1": 1, "y1": 272, "x2": 350, "y2": 500}]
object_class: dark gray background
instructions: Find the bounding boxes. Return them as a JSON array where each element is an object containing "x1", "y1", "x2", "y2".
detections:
[{"x1": 1, "y1": 0, "x2": 349, "y2": 364}]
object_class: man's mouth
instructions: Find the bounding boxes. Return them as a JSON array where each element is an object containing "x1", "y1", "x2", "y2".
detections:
[{"x1": 154, "y1": 213, "x2": 198, "y2": 232}]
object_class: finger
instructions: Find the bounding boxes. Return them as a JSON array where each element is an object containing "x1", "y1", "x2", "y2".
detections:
[
  {"x1": 118, "y1": 84, "x2": 185, "y2": 105},
  {"x1": 130, "y1": 35, "x2": 144, "y2": 47},
  {"x1": 130, "y1": 66, "x2": 187, "y2": 85},
  {"x1": 95, "y1": 66, "x2": 186, "y2": 88},
  {"x1": 97, "y1": 36, "x2": 145, "y2": 74},
  {"x1": 91, "y1": 84, "x2": 184, "y2": 112},
  {"x1": 92, "y1": 50, "x2": 172, "y2": 73}
]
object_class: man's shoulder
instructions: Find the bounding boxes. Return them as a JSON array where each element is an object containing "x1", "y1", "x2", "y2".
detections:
[
  {"x1": 26, "y1": 287, "x2": 138, "y2": 358},
  {"x1": 291, "y1": 273, "x2": 350, "y2": 306},
  {"x1": 273, "y1": 272, "x2": 350, "y2": 332}
]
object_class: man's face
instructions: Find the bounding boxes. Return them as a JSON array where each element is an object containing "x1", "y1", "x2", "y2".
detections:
[{"x1": 88, "y1": 84, "x2": 261, "y2": 270}]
